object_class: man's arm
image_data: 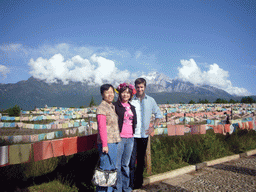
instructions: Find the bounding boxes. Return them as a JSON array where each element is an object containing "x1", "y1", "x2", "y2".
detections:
[
  {"x1": 146, "y1": 118, "x2": 161, "y2": 135},
  {"x1": 146, "y1": 98, "x2": 163, "y2": 135}
]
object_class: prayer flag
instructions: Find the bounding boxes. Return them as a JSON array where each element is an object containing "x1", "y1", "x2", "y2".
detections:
[
  {"x1": 51, "y1": 139, "x2": 64, "y2": 157},
  {"x1": 175, "y1": 125, "x2": 184, "y2": 135},
  {"x1": 33, "y1": 141, "x2": 54, "y2": 161},
  {"x1": 9, "y1": 144, "x2": 32, "y2": 165},
  {"x1": 167, "y1": 124, "x2": 175, "y2": 136},
  {"x1": 0, "y1": 146, "x2": 9, "y2": 167},
  {"x1": 63, "y1": 137, "x2": 78, "y2": 156}
]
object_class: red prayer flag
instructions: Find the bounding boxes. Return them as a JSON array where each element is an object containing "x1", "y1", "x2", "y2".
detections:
[
  {"x1": 51, "y1": 139, "x2": 64, "y2": 157},
  {"x1": 167, "y1": 124, "x2": 175, "y2": 136},
  {"x1": 199, "y1": 125, "x2": 206, "y2": 134},
  {"x1": 63, "y1": 137, "x2": 78, "y2": 156},
  {"x1": 33, "y1": 141, "x2": 54, "y2": 162},
  {"x1": 77, "y1": 136, "x2": 88, "y2": 153},
  {"x1": 86, "y1": 134, "x2": 98, "y2": 151},
  {"x1": 175, "y1": 125, "x2": 184, "y2": 136},
  {"x1": 224, "y1": 124, "x2": 230, "y2": 133},
  {"x1": 212, "y1": 125, "x2": 218, "y2": 133},
  {"x1": 217, "y1": 124, "x2": 224, "y2": 134},
  {"x1": 191, "y1": 125, "x2": 199, "y2": 134}
]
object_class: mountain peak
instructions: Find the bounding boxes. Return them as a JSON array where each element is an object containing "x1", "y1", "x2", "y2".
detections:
[{"x1": 141, "y1": 71, "x2": 172, "y2": 85}]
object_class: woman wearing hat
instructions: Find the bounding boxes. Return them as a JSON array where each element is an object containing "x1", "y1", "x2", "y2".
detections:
[{"x1": 113, "y1": 83, "x2": 137, "y2": 192}]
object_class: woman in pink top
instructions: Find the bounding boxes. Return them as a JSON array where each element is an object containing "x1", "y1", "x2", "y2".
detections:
[
  {"x1": 96, "y1": 84, "x2": 121, "y2": 192},
  {"x1": 113, "y1": 83, "x2": 137, "y2": 192}
]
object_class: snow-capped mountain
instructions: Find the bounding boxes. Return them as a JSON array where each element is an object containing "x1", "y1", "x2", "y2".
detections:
[
  {"x1": 0, "y1": 73, "x2": 238, "y2": 110},
  {"x1": 141, "y1": 72, "x2": 232, "y2": 97}
]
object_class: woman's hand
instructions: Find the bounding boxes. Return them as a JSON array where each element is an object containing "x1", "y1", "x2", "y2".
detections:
[{"x1": 102, "y1": 146, "x2": 109, "y2": 153}]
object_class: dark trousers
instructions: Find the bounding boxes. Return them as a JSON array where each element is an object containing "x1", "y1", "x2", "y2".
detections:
[{"x1": 129, "y1": 137, "x2": 148, "y2": 189}]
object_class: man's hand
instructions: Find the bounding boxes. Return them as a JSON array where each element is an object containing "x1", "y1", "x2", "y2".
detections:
[
  {"x1": 146, "y1": 126, "x2": 154, "y2": 136},
  {"x1": 102, "y1": 146, "x2": 108, "y2": 153}
]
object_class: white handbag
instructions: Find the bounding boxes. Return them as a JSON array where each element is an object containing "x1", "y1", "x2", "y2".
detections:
[{"x1": 92, "y1": 154, "x2": 117, "y2": 187}]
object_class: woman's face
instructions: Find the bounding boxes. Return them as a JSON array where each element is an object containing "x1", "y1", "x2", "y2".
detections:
[
  {"x1": 102, "y1": 87, "x2": 115, "y2": 103},
  {"x1": 120, "y1": 88, "x2": 131, "y2": 103}
]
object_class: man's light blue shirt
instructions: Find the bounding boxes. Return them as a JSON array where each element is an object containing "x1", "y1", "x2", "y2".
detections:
[{"x1": 131, "y1": 94, "x2": 163, "y2": 138}]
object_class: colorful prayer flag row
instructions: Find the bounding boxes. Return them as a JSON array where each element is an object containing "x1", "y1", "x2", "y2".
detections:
[
  {"x1": 0, "y1": 126, "x2": 88, "y2": 144},
  {"x1": 0, "y1": 113, "x2": 96, "y2": 121},
  {"x1": 153, "y1": 120, "x2": 256, "y2": 136},
  {"x1": 0, "y1": 121, "x2": 93, "y2": 129},
  {"x1": 0, "y1": 134, "x2": 98, "y2": 167}
]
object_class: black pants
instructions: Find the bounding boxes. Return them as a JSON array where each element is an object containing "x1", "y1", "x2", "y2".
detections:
[{"x1": 129, "y1": 137, "x2": 148, "y2": 189}]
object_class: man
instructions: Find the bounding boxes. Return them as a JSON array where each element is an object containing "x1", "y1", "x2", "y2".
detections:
[
  {"x1": 224, "y1": 112, "x2": 230, "y2": 124},
  {"x1": 129, "y1": 78, "x2": 163, "y2": 189}
]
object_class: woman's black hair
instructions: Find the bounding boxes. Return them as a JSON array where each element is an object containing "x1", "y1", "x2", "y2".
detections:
[
  {"x1": 100, "y1": 84, "x2": 114, "y2": 95},
  {"x1": 118, "y1": 86, "x2": 133, "y2": 101}
]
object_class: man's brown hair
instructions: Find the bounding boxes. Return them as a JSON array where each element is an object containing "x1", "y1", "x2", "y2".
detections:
[{"x1": 135, "y1": 78, "x2": 146, "y2": 87}]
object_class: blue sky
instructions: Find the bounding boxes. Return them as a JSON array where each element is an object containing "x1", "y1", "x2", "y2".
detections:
[{"x1": 0, "y1": 0, "x2": 255, "y2": 96}]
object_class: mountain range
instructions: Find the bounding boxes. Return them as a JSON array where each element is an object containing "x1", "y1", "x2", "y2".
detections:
[{"x1": 0, "y1": 72, "x2": 253, "y2": 110}]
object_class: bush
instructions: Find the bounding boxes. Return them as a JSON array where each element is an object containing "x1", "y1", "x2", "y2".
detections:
[
  {"x1": 0, "y1": 149, "x2": 99, "y2": 191},
  {"x1": 225, "y1": 128, "x2": 256, "y2": 153},
  {"x1": 150, "y1": 128, "x2": 256, "y2": 175},
  {"x1": 7, "y1": 105, "x2": 21, "y2": 116}
]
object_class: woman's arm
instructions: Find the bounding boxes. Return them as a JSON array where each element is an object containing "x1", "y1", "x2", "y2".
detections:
[{"x1": 97, "y1": 114, "x2": 108, "y2": 153}]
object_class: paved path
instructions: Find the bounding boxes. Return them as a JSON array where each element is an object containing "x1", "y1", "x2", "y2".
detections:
[{"x1": 133, "y1": 155, "x2": 256, "y2": 192}]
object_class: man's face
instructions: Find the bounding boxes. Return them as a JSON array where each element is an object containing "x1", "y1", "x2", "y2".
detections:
[{"x1": 135, "y1": 83, "x2": 145, "y2": 97}]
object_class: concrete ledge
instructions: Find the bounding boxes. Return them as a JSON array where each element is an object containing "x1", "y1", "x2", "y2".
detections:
[
  {"x1": 246, "y1": 149, "x2": 256, "y2": 156},
  {"x1": 196, "y1": 162, "x2": 207, "y2": 170},
  {"x1": 142, "y1": 150, "x2": 256, "y2": 186},
  {"x1": 143, "y1": 165, "x2": 196, "y2": 186},
  {"x1": 239, "y1": 153, "x2": 247, "y2": 158},
  {"x1": 205, "y1": 154, "x2": 240, "y2": 166}
]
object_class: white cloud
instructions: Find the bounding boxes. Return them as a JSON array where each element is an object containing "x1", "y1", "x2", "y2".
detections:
[
  {"x1": 178, "y1": 59, "x2": 203, "y2": 85},
  {"x1": 226, "y1": 87, "x2": 251, "y2": 96},
  {"x1": 0, "y1": 43, "x2": 23, "y2": 52},
  {"x1": 0, "y1": 65, "x2": 10, "y2": 79},
  {"x1": 135, "y1": 51, "x2": 142, "y2": 59},
  {"x1": 202, "y1": 63, "x2": 231, "y2": 88},
  {"x1": 178, "y1": 59, "x2": 250, "y2": 96},
  {"x1": 28, "y1": 53, "x2": 130, "y2": 85}
]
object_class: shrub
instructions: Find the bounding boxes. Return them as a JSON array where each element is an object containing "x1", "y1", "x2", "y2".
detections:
[
  {"x1": 150, "y1": 130, "x2": 234, "y2": 174},
  {"x1": 7, "y1": 105, "x2": 21, "y2": 116}
]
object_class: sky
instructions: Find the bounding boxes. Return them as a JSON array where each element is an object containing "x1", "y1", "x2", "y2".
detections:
[{"x1": 0, "y1": 0, "x2": 255, "y2": 96}]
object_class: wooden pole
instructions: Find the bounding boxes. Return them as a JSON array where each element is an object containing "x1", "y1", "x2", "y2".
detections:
[
  {"x1": 146, "y1": 135, "x2": 152, "y2": 175},
  {"x1": 88, "y1": 114, "x2": 92, "y2": 135}
]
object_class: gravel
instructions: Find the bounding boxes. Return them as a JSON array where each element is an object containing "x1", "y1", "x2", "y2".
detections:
[{"x1": 134, "y1": 155, "x2": 256, "y2": 192}]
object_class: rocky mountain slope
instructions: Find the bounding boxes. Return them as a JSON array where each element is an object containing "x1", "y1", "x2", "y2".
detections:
[{"x1": 0, "y1": 73, "x2": 245, "y2": 110}]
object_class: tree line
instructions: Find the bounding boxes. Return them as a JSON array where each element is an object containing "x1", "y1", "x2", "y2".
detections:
[
  {"x1": 187, "y1": 96, "x2": 256, "y2": 104},
  {"x1": 1, "y1": 96, "x2": 255, "y2": 117}
]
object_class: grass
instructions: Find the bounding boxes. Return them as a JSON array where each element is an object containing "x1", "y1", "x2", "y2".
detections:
[
  {"x1": 148, "y1": 128, "x2": 256, "y2": 175},
  {"x1": 27, "y1": 180, "x2": 79, "y2": 192},
  {"x1": 0, "y1": 149, "x2": 98, "y2": 192}
]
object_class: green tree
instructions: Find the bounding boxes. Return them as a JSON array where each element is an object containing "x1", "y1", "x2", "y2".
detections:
[
  {"x1": 202, "y1": 99, "x2": 209, "y2": 104},
  {"x1": 214, "y1": 98, "x2": 228, "y2": 103},
  {"x1": 89, "y1": 96, "x2": 97, "y2": 107},
  {"x1": 215, "y1": 98, "x2": 222, "y2": 103},
  {"x1": 7, "y1": 105, "x2": 21, "y2": 116},
  {"x1": 188, "y1": 100, "x2": 195, "y2": 104},
  {"x1": 241, "y1": 96, "x2": 255, "y2": 104},
  {"x1": 229, "y1": 99, "x2": 237, "y2": 104}
]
